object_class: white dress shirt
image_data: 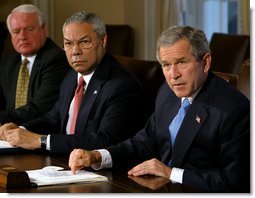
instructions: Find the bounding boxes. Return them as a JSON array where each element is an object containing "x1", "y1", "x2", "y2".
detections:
[{"x1": 46, "y1": 72, "x2": 94, "y2": 150}]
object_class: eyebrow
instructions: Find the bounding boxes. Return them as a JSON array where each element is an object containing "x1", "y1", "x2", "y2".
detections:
[
  {"x1": 63, "y1": 35, "x2": 90, "y2": 42},
  {"x1": 161, "y1": 56, "x2": 186, "y2": 64},
  {"x1": 175, "y1": 57, "x2": 186, "y2": 62}
]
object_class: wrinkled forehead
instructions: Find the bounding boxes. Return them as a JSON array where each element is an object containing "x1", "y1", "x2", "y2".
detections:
[
  {"x1": 9, "y1": 12, "x2": 39, "y2": 27},
  {"x1": 63, "y1": 22, "x2": 98, "y2": 39}
]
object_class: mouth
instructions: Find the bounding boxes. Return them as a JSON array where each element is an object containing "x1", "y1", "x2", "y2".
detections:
[
  {"x1": 172, "y1": 82, "x2": 186, "y2": 87},
  {"x1": 19, "y1": 43, "x2": 30, "y2": 48},
  {"x1": 72, "y1": 60, "x2": 87, "y2": 65}
]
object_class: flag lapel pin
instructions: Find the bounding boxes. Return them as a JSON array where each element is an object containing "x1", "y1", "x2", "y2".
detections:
[{"x1": 196, "y1": 115, "x2": 201, "y2": 123}]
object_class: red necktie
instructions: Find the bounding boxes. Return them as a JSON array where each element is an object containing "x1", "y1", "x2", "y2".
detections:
[{"x1": 70, "y1": 76, "x2": 85, "y2": 134}]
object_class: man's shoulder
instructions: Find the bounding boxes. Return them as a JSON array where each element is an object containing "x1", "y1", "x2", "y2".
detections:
[
  {"x1": 201, "y1": 73, "x2": 249, "y2": 109},
  {"x1": 97, "y1": 53, "x2": 137, "y2": 80},
  {"x1": 0, "y1": 52, "x2": 19, "y2": 67},
  {"x1": 38, "y1": 38, "x2": 65, "y2": 56},
  {"x1": 35, "y1": 38, "x2": 68, "y2": 65}
]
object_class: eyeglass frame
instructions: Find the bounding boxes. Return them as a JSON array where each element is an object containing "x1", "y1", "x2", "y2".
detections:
[{"x1": 63, "y1": 36, "x2": 100, "y2": 51}]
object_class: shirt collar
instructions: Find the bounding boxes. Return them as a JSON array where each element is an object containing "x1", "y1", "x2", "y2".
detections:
[
  {"x1": 181, "y1": 87, "x2": 202, "y2": 104},
  {"x1": 21, "y1": 55, "x2": 36, "y2": 65},
  {"x1": 77, "y1": 71, "x2": 95, "y2": 86}
]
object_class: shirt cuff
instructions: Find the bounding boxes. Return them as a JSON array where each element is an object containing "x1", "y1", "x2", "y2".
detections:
[
  {"x1": 19, "y1": 126, "x2": 26, "y2": 130},
  {"x1": 91, "y1": 149, "x2": 112, "y2": 170},
  {"x1": 46, "y1": 134, "x2": 50, "y2": 150},
  {"x1": 170, "y1": 167, "x2": 184, "y2": 183}
]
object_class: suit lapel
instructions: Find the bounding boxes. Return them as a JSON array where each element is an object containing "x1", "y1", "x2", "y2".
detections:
[
  {"x1": 171, "y1": 103, "x2": 208, "y2": 166},
  {"x1": 60, "y1": 72, "x2": 77, "y2": 132},
  {"x1": 74, "y1": 77, "x2": 103, "y2": 133},
  {"x1": 10, "y1": 58, "x2": 21, "y2": 106},
  {"x1": 28, "y1": 59, "x2": 39, "y2": 83},
  {"x1": 27, "y1": 39, "x2": 51, "y2": 100},
  {"x1": 26, "y1": 53, "x2": 42, "y2": 101},
  {"x1": 158, "y1": 98, "x2": 180, "y2": 163},
  {"x1": 74, "y1": 54, "x2": 112, "y2": 134}
]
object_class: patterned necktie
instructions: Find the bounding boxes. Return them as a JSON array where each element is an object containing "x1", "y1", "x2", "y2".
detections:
[
  {"x1": 70, "y1": 76, "x2": 85, "y2": 134},
  {"x1": 15, "y1": 58, "x2": 30, "y2": 108},
  {"x1": 169, "y1": 98, "x2": 191, "y2": 146}
]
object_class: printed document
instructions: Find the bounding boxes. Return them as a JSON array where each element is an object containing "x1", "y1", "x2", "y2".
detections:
[{"x1": 26, "y1": 166, "x2": 108, "y2": 186}]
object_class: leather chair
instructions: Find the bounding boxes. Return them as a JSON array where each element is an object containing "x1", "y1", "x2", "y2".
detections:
[
  {"x1": 213, "y1": 71, "x2": 238, "y2": 87},
  {"x1": 236, "y1": 59, "x2": 250, "y2": 99},
  {"x1": 106, "y1": 25, "x2": 134, "y2": 57},
  {"x1": 210, "y1": 33, "x2": 250, "y2": 75},
  {"x1": 114, "y1": 55, "x2": 165, "y2": 118},
  {"x1": 0, "y1": 22, "x2": 15, "y2": 58},
  {"x1": 0, "y1": 21, "x2": 8, "y2": 58}
]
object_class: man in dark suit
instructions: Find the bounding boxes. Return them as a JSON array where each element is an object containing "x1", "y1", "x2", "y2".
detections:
[
  {"x1": 0, "y1": 4, "x2": 70, "y2": 124},
  {"x1": 68, "y1": 26, "x2": 250, "y2": 192},
  {"x1": 0, "y1": 11, "x2": 145, "y2": 154}
]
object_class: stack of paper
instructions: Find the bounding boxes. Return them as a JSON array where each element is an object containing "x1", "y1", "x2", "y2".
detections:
[{"x1": 26, "y1": 166, "x2": 108, "y2": 186}]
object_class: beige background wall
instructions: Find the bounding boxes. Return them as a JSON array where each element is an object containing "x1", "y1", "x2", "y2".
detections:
[
  {"x1": 0, "y1": 0, "x2": 147, "y2": 59},
  {"x1": 52, "y1": 0, "x2": 146, "y2": 59},
  {"x1": 0, "y1": 0, "x2": 28, "y2": 19},
  {"x1": 53, "y1": 0, "x2": 126, "y2": 45}
]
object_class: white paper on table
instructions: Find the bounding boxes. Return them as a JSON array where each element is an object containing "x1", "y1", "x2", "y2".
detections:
[
  {"x1": 0, "y1": 140, "x2": 15, "y2": 149},
  {"x1": 26, "y1": 166, "x2": 108, "y2": 186}
]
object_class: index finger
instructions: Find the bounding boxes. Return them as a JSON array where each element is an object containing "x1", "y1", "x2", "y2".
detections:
[{"x1": 69, "y1": 149, "x2": 84, "y2": 175}]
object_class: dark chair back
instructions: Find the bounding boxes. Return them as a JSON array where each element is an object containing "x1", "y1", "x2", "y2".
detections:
[
  {"x1": 210, "y1": 33, "x2": 250, "y2": 75},
  {"x1": 0, "y1": 21, "x2": 9, "y2": 58},
  {"x1": 236, "y1": 59, "x2": 250, "y2": 99},
  {"x1": 213, "y1": 71, "x2": 238, "y2": 87},
  {"x1": 106, "y1": 25, "x2": 134, "y2": 57},
  {"x1": 114, "y1": 55, "x2": 165, "y2": 118}
]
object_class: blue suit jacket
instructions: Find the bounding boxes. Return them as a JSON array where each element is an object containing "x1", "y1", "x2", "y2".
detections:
[
  {"x1": 24, "y1": 53, "x2": 146, "y2": 153},
  {"x1": 0, "y1": 38, "x2": 70, "y2": 124},
  {"x1": 108, "y1": 72, "x2": 250, "y2": 192}
]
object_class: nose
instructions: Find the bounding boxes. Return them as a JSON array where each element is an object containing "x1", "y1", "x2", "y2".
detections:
[
  {"x1": 169, "y1": 65, "x2": 181, "y2": 79},
  {"x1": 18, "y1": 30, "x2": 28, "y2": 40},
  {"x1": 71, "y1": 44, "x2": 82, "y2": 55}
]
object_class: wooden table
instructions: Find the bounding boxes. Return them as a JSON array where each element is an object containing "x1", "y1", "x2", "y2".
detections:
[{"x1": 0, "y1": 150, "x2": 198, "y2": 193}]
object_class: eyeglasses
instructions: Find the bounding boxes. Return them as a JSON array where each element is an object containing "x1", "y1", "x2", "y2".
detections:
[{"x1": 63, "y1": 38, "x2": 97, "y2": 50}]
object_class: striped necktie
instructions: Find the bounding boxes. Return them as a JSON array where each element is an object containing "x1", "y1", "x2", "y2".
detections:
[{"x1": 15, "y1": 58, "x2": 30, "y2": 108}]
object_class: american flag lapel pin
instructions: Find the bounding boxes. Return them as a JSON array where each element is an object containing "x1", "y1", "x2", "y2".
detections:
[
  {"x1": 93, "y1": 90, "x2": 98, "y2": 95},
  {"x1": 196, "y1": 115, "x2": 201, "y2": 123}
]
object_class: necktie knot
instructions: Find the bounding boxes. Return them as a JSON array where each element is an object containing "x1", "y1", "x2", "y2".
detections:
[
  {"x1": 22, "y1": 58, "x2": 29, "y2": 66},
  {"x1": 78, "y1": 76, "x2": 85, "y2": 86},
  {"x1": 182, "y1": 98, "x2": 190, "y2": 110},
  {"x1": 75, "y1": 76, "x2": 85, "y2": 94}
]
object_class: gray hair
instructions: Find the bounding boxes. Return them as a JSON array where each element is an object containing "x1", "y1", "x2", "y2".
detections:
[
  {"x1": 63, "y1": 11, "x2": 106, "y2": 37},
  {"x1": 156, "y1": 26, "x2": 210, "y2": 63},
  {"x1": 6, "y1": 4, "x2": 45, "y2": 32}
]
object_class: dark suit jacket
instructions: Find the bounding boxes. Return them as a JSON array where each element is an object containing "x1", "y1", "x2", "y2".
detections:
[
  {"x1": 107, "y1": 72, "x2": 250, "y2": 192},
  {"x1": 23, "y1": 53, "x2": 146, "y2": 153},
  {"x1": 0, "y1": 38, "x2": 70, "y2": 124}
]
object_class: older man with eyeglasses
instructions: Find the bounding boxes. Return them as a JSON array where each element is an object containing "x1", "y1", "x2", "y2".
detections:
[{"x1": 0, "y1": 11, "x2": 146, "y2": 153}]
